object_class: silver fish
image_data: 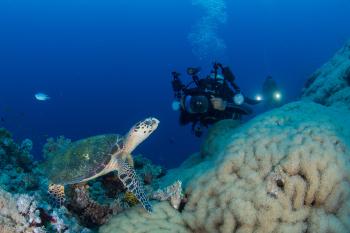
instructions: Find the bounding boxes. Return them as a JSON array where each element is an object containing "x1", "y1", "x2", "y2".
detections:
[{"x1": 35, "y1": 93, "x2": 50, "y2": 101}]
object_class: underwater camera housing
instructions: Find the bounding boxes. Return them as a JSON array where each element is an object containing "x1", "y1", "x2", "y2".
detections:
[{"x1": 184, "y1": 95, "x2": 209, "y2": 114}]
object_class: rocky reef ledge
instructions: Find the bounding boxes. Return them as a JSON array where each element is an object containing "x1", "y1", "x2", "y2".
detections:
[
  {"x1": 302, "y1": 40, "x2": 350, "y2": 109},
  {"x1": 100, "y1": 41, "x2": 350, "y2": 232}
]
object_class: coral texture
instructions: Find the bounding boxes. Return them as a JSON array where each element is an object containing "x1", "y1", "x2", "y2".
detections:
[
  {"x1": 99, "y1": 202, "x2": 189, "y2": 233},
  {"x1": 42, "y1": 136, "x2": 72, "y2": 160},
  {"x1": 0, "y1": 131, "x2": 92, "y2": 232},
  {"x1": 0, "y1": 128, "x2": 40, "y2": 194},
  {"x1": 67, "y1": 184, "x2": 113, "y2": 227},
  {"x1": 200, "y1": 119, "x2": 241, "y2": 158},
  {"x1": 152, "y1": 180, "x2": 184, "y2": 210},
  {"x1": 133, "y1": 154, "x2": 165, "y2": 187},
  {"x1": 0, "y1": 189, "x2": 45, "y2": 233},
  {"x1": 100, "y1": 101, "x2": 350, "y2": 233},
  {"x1": 302, "y1": 40, "x2": 350, "y2": 109},
  {"x1": 0, "y1": 187, "x2": 92, "y2": 233}
]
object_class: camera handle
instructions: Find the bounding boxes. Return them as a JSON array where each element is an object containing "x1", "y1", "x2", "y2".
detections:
[{"x1": 171, "y1": 71, "x2": 185, "y2": 99}]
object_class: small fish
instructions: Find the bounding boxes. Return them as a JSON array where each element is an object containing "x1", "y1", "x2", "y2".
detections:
[{"x1": 35, "y1": 92, "x2": 50, "y2": 101}]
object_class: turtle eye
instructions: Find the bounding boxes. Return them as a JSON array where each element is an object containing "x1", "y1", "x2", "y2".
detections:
[{"x1": 144, "y1": 120, "x2": 152, "y2": 126}]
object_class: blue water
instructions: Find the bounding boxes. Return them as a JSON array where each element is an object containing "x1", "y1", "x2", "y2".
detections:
[{"x1": 1, "y1": 0, "x2": 350, "y2": 168}]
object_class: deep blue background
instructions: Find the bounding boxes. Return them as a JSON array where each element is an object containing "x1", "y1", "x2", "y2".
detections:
[{"x1": 1, "y1": 0, "x2": 350, "y2": 168}]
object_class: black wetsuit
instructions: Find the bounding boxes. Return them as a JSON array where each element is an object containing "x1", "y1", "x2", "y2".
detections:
[{"x1": 262, "y1": 77, "x2": 279, "y2": 108}]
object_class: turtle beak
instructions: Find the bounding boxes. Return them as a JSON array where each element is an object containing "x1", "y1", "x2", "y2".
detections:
[{"x1": 145, "y1": 117, "x2": 159, "y2": 130}]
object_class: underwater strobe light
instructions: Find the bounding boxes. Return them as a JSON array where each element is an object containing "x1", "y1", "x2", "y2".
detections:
[
  {"x1": 233, "y1": 93, "x2": 245, "y2": 105},
  {"x1": 273, "y1": 91, "x2": 282, "y2": 101},
  {"x1": 172, "y1": 100, "x2": 181, "y2": 111},
  {"x1": 255, "y1": 94, "x2": 263, "y2": 101}
]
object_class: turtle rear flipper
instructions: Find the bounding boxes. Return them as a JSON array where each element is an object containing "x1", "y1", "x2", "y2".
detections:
[
  {"x1": 116, "y1": 157, "x2": 152, "y2": 213},
  {"x1": 48, "y1": 184, "x2": 65, "y2": 207}
]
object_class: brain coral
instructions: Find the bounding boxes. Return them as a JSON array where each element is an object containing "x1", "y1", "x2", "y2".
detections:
[{"x1": 100, "y1": 101, "x2": 350, "y2": 233}]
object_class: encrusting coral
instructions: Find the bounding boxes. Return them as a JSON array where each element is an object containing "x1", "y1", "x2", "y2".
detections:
[
  {"x1": 0, "y1": 189, "x2": 45, "y2": 233},
  {"x1": 0, "y1": 128, "x2": 39, "y2": 194},
  {"x1": 99, "y1": 202, "x2": 189, "y2": 233},
  {"x1": 152, "y1": 180, "x2": 184, "y2": 210},
  {"x1": 0, "y1": 132, "x2": 93, "y2": 232},
  {"x1": 42, "y1": 136, "x2": 71, "y2": 160},
  {"x1": 133, "y1": 154, "x2": 165, "y2": 187},
  {"x1": 66, "y1": 184, "x2": 113, "y2": 227},
  {"x1": 100, "y1": 41, "x2": 350, "y2": 233},
  {"x1": 200, "y1": 119, "x2": 241, "y2": 159},
  {"x1": 0, "y1": 187, "x2": 91, "y2": 233}
]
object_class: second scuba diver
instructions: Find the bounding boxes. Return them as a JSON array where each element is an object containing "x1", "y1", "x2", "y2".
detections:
[{"x1": 261, "y1": 76, "x2": 283, "y2": 109}]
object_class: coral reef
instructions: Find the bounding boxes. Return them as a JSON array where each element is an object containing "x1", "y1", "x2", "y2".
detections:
[
  {"x1": 0, "y1": 188, "x2": 91, "y2": 233},
  {"x1": 42, "y1": 136, "x2": 71, "y2": 160},
  {"x1": 200, "y1": 119, "x2": 241, "y2": 158},
  {"x1": 100, "y1": 40, "x2": 350, "y2": 233},
  {"x1": 0, "y1": 131, "x2": 92, "y2": 232},
  {"x1": 161, "y1": 120, "x2": 241, "y2": 189},
  {"x1": 4, "y1": 41, "x2": 350, "y2": 233},
  {"x1": 41, "y1": 136, "x2": 166, "y2": 229},
  {"x1": 302, "y1": 40, "x2": 350, "y2": 109},
  {"x1": 100, "y1": 102, "x2": 350, "y2": 233},
  {"x1": 0, "y1": 128, "x2": 40, "y2": 194},
  {"x1": 0, "y1": 189, "x2": 45, "y2": 233},
  {"x1": 99, "y1": 202, "x2": 188, "y2": 233},
  {"x1": 0, "y1": 128, "x2": 34, "y2": 172},
  {"x1": 133, "y1": 154, "x2": 165, "y2": 188},
  {"x1": 66, "y1": 184, "x2": 114, "y2": 227},
  {"x1": 152, "y1": 180, "x2": 184, "y2": 210}
]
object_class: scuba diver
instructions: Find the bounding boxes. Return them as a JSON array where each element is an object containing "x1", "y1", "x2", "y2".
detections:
[
  {"x1": 171, "y1": 62, "x2": 261, "y2": 137},
  {"x1": 261, "y1": 76, "x2": 282, "y2": 109}
]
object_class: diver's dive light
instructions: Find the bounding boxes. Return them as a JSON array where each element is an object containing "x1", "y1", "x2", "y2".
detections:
[
  {"x1": 273, "y1": 91, "x2": 282, "y2": 101},
  {"x1": 233, "y1": 93, "x2": 245, "y2": 105}
]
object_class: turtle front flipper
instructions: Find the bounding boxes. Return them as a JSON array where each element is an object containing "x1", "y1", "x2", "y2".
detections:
[
  {"x1": 116, "y1": 157, "x2": 152, "y2": 213},
  {"x1": 48, "y1": 184, "x2": 65, "y2": 207},
  {"x1": 121, "y1": 152, "x2": 134, "y2": 167}
]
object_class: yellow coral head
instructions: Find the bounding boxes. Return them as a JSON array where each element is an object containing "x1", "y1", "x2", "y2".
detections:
[{"x1": 124, "y1": 191, "x2": 139, "y2": 206}]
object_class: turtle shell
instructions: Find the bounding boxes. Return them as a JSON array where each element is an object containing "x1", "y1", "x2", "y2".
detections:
[{"x1": 43, "y1": 134, "x2": 124, "y2": 184}]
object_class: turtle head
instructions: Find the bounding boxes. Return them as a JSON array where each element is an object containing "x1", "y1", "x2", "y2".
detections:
[{"x1": 123, "y1": 117, "x2": 159, "y2": 153}]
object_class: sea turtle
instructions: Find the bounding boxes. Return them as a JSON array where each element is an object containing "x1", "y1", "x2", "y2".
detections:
[{"x1": 42, "y1": 117, "x2": 159, "y2": 213}]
